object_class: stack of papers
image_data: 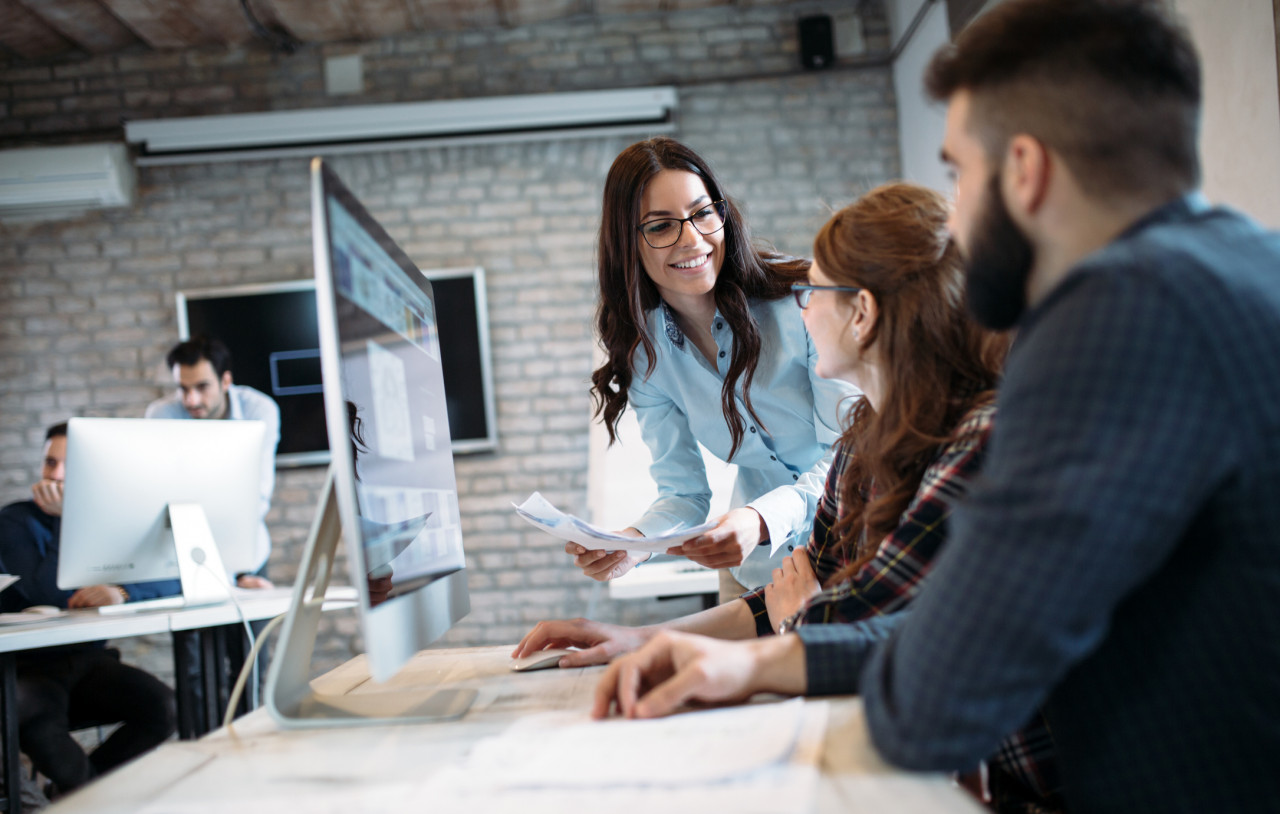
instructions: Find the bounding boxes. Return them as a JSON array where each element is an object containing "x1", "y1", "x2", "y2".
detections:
[{"x1": 513, "y1": 492, "x2": 714, "y2": 554}]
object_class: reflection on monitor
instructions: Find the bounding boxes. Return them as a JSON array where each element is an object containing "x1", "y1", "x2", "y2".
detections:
[
  {"x1": 267, "y1": 158, "x2": 475, "y2": 728},
  {"x1": 58, "y1": 417, "x2": 265, "y2": 594}
]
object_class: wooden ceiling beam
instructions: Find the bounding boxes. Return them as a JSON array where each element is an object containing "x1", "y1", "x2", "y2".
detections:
[
  {"x1": 16, "y1": 0, "x2": 140, "y2": 54},
  {"x1": 0, "y1": 0, "x2": 76, "y2": 59}
]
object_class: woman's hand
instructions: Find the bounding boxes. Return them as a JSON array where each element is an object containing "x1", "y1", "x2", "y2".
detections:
[
  {"x1": 763, "y1": 548, "x2": 821, "y2": 632},
  {"x1": 666, "y1": 507, "x2": 767, "y2": 569},
  {"x1": 513, "y1": 618, "x2": 655, "y2": 667},
  {"x1": 565, "y1": 528, "x2": 648, "y2": 581}
]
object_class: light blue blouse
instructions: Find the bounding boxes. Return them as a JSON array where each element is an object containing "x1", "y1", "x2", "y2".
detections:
[{"x1": 628, "y1": 296, "x2": 860, "y2": 588}]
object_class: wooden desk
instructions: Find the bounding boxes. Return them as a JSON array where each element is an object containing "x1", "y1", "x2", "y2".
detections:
[
  {"x1": 46, "y1": 646, "x2": 984, "y2": 814},
  {"x1": 0, "y1": 588, "x2": 355, "y2": 814}
]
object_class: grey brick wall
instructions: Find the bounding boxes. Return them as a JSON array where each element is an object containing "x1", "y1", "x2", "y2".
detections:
[{"x1": 0, "y1": 2, "x2": 900, "y2": 681}]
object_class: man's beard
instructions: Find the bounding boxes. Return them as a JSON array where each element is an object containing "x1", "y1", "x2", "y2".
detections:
[{"x1": 963, "y1": 172, "x2": 1035, "y2": 331}]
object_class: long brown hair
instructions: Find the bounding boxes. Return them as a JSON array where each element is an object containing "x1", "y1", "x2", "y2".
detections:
[
  {"x1": 590, "y1": 137, "x2": 807, "y2": 459},
  {"x1": 817, "y1": 183, "x2": 1009, "y2": 581}
]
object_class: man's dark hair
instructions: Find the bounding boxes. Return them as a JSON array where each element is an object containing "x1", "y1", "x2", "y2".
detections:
[
  {"x1": 165, "y1": 335, "x2": 233, "y2": 379},
  {"x1": 45, "y1": 421, "x2": 68, "y2": 441},
  {"x1": 925, "y1": 0, "x2": 1202, "y2": 200}
]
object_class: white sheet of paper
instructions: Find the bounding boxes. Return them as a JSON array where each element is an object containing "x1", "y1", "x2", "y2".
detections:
[
  {"x1": 513, "y1": 492, "x2": 715, "y2": 554},
  {"x1": 419, "y1": 698, "x2": 829, "y2": 814},
  {"x1": 0, "y1": 574, "x2": 17, "y2": 593}
]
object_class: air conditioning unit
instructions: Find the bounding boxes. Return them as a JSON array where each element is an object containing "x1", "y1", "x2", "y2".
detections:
[
  {"x1": 0, "y1": 143, "x2": 136, "y2": 221},
  {"x1": 125, "y1": 86, "x2": 678, "y2": 165}
]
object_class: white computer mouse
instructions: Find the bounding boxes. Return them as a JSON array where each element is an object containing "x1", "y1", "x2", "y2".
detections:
[
  {"x1": 510, "y1": 648, "x2": 575, "y2": 672},
  {"x1": 23, "y1": 605, "x2": 62, "y2": 616}
]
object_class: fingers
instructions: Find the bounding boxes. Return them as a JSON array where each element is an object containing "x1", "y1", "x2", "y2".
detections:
[
  {"x1": 558, "y1": 645, "x2": 612, "y2": 668},
  {"x1": 633, "y1": 662, "x2": 704, "y2": 719},
  {"x1": 580, "y1": 550, "x2": 629, "y2": 580},
  {"x1": 513, "y1": 619, "x2": 596, "y2": 658},
  {"x1": 592, "y1": 661, "x2": 624, "y2": 719},
  {"x1": 684, "y1": 549, "x2": 745, "y2": 569},
  {"x1": 513, "y1": 621, "x2": 558, "y2": 657}
]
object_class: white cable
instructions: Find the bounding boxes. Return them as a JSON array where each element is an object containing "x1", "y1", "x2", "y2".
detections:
[
  {"x1": 193, "y1": 561, "x2": 260, "y2": 707},
  {"x1": 222, "y1": 595, "x2": 329, "y2": 731}
]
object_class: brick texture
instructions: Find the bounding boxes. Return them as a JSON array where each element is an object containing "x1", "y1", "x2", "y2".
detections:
[{"x1": 0, "y1": 2, "x2": 899, "y2": 681}]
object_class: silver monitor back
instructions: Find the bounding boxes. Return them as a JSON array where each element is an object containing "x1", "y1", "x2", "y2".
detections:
[
  {"x1": 58, "y1": 417, "x2": 265, "y2": 588},
  {"x1": 267, "y1": 158, "x2": 472, "y2": 729}
]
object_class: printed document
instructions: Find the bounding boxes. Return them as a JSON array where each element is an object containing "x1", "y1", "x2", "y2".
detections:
[{"x1": 514, "y1": 492, "x2": 714, "y2": 553}]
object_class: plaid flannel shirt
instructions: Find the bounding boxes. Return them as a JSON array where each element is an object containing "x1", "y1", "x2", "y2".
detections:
[{"x1": 742, "y1": 402, "x2": 1060, "y2": 806}]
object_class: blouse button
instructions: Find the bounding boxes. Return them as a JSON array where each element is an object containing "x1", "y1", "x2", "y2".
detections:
[
  {"x1": 719, "y1": 350, "x2": 726, "y2": 358},
  {"x1": 716, "y1": 322, "x2": 723, "y2": 330},
  {"x1": 770, "y1": 455, "x2": 776, "y2": 461},
  {"x1": 792, "y1": 474, "x2": 799, "y2": 480},
  {"x1": 749, "y1": 427, "x2": 756, "y2": 433},
  {"x1": 788, "y1": 544, "x2": 794, "y2": 552}
]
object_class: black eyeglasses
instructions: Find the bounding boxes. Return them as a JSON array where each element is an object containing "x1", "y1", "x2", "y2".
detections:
[
  {"x1": 637, "y1": 201, "x2": 727, "y2": 249},
  {"x1": 791, "y1": 283, "x2": 862, "y2": 310}
]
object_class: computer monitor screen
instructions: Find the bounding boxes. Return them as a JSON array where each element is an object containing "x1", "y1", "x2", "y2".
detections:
[
  {"x1": 313, "y1": 158, "x2": 469, "y2": 682},
  {"x1": 57, "y1": 417, "x2": 266, "y2": 588}
]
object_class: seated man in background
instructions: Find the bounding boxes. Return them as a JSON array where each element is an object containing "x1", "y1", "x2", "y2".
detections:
[
  {"x1": 0, "y1": 422, "x2": 178, "y2": 797},
  {"x1": 593, "y1": 1, "x2": 1280, "y2": 811},
  {"x1": 145, "y1": 335, "x2": 280, "y2": 587}
]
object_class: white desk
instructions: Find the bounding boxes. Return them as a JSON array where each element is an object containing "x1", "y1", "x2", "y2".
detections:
[
  {"x1": 608, "y1": 559, "x2": 720, "y2": 608},
  {"x1": 0, "y1": 588, "x2": 356, "y2": 814},
  {"x1": 46, "y1": 645, "x2": 985, "y2": 814}
]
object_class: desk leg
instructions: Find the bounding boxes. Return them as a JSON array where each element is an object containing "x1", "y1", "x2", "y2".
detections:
[
  {"x1": 171, "y1": 630, "x2": 202, "y2": 740},
  {"x1": 199, "y1": 630, "x2": 218, "y2": 735},
  {"x1": 1, "y1": 652, "x2": 23, "y2": 814}
]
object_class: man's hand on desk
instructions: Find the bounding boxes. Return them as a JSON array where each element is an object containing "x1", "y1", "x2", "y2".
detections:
[
  {"x1": 513, "y1": 618, "x2": 655, "y2": 668},
  {"x1": 566, "y1": 530, "x2": 648, "y2": 581},
  {"x1": 592, "y1": 631, "x2": 807, "y2": 720},
  {"x1": 236, "y1": 574, "x2": 274, "y2": 589},
  {"x1": 666, "y1": 507, "x2": 767, "y2": 569},
  {"x1": 68, "y1": 584, "x2": 126, "y2": 608}
]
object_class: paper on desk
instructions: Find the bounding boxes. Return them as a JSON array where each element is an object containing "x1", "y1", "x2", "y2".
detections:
[
  {"x1": 420, "y1": 698, "x2": 828, "y2": 813},
  {"x1": 513, "y1": 492, "x2": 715, "y2": 553}
]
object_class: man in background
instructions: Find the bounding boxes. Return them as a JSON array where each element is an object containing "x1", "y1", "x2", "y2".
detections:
[
  {"x1": 0, "y1": 423, "x2": 177, "y2": 797},
  {"x1": 146, "y1": 335, "x2": 280, "y2": 586}
]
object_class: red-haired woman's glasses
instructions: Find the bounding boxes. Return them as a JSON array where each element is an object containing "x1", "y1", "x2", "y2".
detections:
[
  {"x1": 637, "y1": 201, "x2": 727, "y2": 249},
  {"x1": 791, "y1": 283, "x2": 862, "y2": 309}
]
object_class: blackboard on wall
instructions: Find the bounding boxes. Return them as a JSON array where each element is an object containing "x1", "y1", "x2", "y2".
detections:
[{"x1": 176, "y1": 268, "x2": 498, "y2": 467}]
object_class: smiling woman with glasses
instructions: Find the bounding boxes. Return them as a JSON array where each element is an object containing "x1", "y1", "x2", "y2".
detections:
[{"x1": 541, "y1": 136, "x2": 857, "y2": 602}]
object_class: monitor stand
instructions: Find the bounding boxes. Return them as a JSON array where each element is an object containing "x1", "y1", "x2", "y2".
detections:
[
  {"x1": 266, "y1": 467, "x2": 478, "y2": 729},
  {"x1": 97, "y1": 502, "x2": 234, "y2": 615}
]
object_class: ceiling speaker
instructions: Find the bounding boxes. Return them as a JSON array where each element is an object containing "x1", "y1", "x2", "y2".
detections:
[{"x1": 799, "y1": 14, "x2": 835, "y2": 70}]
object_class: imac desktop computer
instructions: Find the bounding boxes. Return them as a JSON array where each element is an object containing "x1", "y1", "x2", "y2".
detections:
[
  {"x1": 58, "y1": 417, "x2": 268, "y2": 609},
  {"x1": 266, "y1": 158, "x2": 475, "y2": 727}
]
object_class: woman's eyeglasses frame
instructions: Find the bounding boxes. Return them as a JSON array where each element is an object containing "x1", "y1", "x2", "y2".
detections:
[{"x1": 791, "y1": 283, "x2": 862, "y2": 310}]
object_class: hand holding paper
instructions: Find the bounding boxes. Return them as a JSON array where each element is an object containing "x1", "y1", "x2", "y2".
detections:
[{"x1": 513, "y1": 492, "x2": 715, "y2": 554}]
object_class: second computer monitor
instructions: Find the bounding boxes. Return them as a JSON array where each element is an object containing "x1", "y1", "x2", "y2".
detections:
[{"x1": 58, "y1": 417, "x2": 266, "y2": 590}]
